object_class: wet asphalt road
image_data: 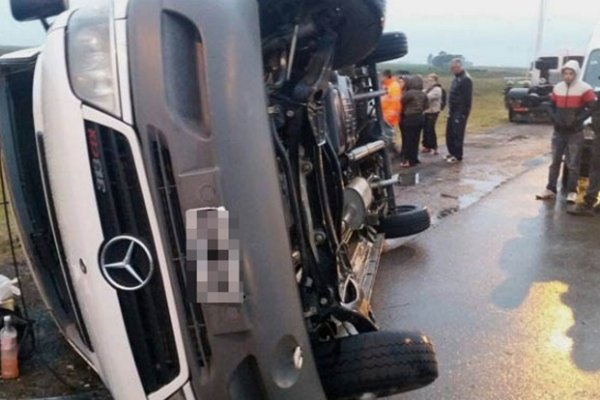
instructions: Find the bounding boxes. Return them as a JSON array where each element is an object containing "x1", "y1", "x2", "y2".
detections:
[{"x1": 376, "y1": 164, "x2": 600, "y2": 400}]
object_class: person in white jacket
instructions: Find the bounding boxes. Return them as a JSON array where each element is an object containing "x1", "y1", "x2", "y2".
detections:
[
  {"x1": 536, "y1": 60, "x2": 596, "y2": 203},
  {"x1": 422, "y1": 74, "x2": 443, "y2": 155}
]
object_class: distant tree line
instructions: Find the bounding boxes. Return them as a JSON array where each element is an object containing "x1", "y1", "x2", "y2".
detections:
[{"x1": 427, "y1": 51, "x2": 472, "y2": 69}]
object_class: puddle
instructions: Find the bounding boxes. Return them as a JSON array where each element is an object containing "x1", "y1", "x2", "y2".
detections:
[
  {"x1": 435, "y1": 176, "x2": 505, "y2": 218},
  {"x1": 522, "y1": 156, "x2": 548, "y2": 168},
  {"x1": 456, "y1": 177, "x2": 504, "y2": 209}
]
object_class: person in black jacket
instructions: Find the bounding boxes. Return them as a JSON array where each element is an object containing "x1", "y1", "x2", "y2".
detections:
[
  {"x1": 400, "y1": 75, "x2": 429, "y2": 167},
  {"x1": 568, "y1": 99, "x2": 600, "y2": 215},
  {"x1": 445, "y1": 58, "x2": 473, "y2": 163}
]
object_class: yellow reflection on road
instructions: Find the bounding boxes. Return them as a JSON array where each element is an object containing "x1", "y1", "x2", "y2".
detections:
[
  {"x1": 527, "y1": 282, "x2": 574, "y2": 356},
  {"x1": 511, "y1": 281, "x2": 600, "y2": 397},
  {"x1": 546, "y1": 283, "x2": 574, "y2": 354}
]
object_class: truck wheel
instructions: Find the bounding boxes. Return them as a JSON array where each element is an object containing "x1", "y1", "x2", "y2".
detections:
[
  {"x1": 359, "y1": 32, "x2": 408, "y2": 65},
  {"x1": 377, "y1": 205, "x2": 431, "y2": 238},
  {"x1": 314, "y1": 331, "x2": 438, "y2": 399}
]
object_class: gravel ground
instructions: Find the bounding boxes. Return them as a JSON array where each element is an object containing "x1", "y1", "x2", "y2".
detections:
[{"x1": 0, "y1": 122, "x2": 552, "y2": 399}]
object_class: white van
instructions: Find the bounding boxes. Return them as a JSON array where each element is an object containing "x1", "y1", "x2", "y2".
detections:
[
  {"x1": 575, "y1": 23, "x2": 600, "y2": 180},
  {"x1": 582, "y1": 23, "x2": 600, "y2": 90},
  {"x1": 0, "y1": 0, "x2": 437, "y2": 399}
]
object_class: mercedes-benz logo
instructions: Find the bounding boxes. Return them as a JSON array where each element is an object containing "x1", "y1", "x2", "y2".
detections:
[{"x1": 99, "y1": 235, "x2": 154, "y2": 291}]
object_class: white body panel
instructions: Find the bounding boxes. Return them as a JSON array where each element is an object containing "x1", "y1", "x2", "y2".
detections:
[
  {"x1": 582, "y1": 22, "x2": 600, "y2": 89},
  {"x1": 33, "y1": 12, "x2": 193, "y2": 400}
]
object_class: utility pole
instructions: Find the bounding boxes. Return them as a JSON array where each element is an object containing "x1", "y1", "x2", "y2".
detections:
[{"x1": 534, "y1": 0, "x2": 547, "y2": 60}]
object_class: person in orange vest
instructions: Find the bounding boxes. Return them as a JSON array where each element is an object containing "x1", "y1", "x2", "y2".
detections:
[{"x1": 381, "y1": 70, "x2": 403, "y2": 153}]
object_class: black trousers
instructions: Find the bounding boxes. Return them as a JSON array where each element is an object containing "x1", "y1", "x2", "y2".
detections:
[
  {"x1": 401, "y1": 114, "x2": 424, "y2": 165},
  {"x1": 446, "y1": 113, "x2": 468, "y2": 160},
  {"x1": 422, "y1": 112, "x2": 439, "y2": 150}
]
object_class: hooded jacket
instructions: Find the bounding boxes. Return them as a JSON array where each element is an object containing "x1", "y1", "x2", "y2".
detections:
[
  {"x1": 402, "y1": 75, "x2": 429, "y2": 118},
  {"x1": 551, "y1": 60, "x2": 597, "y2": 134}
]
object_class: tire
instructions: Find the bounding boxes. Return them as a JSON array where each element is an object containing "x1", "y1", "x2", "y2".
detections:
[
  {"x1": 359, "y1": 32, "x2": 408, "y2": 66},
  {"x1": 377, "y1": 205, "x2": 431, "y2": 238},
  {"x1": 313, "y1": 331, "x2": 438, "y2": 399}
]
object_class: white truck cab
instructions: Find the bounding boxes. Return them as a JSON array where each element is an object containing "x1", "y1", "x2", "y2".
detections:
[{"x1": 529, "y1": 50, "x2": 585, "y2": 86}]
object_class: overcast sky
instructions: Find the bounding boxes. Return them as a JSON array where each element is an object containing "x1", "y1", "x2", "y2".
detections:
[
  {"x1": 2, "y1": 0, "x2": 600, "y2": 67},
  {"x1": 385, "y1": 0, "x2": 600, "y2": 67}
]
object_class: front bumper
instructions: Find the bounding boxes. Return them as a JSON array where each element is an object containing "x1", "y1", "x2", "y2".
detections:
[{"x1": 126, "y1": 1, "x2": 327, "y2": 399}]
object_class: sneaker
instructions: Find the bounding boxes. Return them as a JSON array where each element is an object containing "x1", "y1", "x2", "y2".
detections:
[
  {"x1": 567, "y1": 202, "x2": 594, "y2": 216},
  {"x1": 536, "y1": 189, "x2": 556, "y2": 200},
  {"x1": 446, "y1": 156, "x2": 459, "y2": 164},
  {"x1": 444, "y1": 154, "x2": 452, "y2": 160},
  {"x1": 566, "y1": 192, "x2": 578, "y2": 204}
]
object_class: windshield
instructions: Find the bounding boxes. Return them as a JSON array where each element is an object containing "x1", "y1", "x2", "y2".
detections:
[
  {"x1": 564, "y1": 56, "x2": 584, "y2": 67},
  {"x1": 538, "y1": 57, "x2": 559, "y2": 70},
  {"x1": 583, "y1": 49, "x2": 600, "y2": 90}
]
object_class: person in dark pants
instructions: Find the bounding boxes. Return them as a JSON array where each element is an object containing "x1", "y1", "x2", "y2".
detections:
[
  {"x1": 422, "y1": 73, "x2": 443, "y2": 155},
  {"x1": 536, "y1": 60, "x2": 596, "y2": 204},
  {"x1": 568, "y1": 100, "x2": 600, "y2": 215},
  {"x1": 400, "y1": 75, "x2": 429, "y2": 167},
  {"x1": 445, "y1": 58, "x2": 473, "y2": 163}
]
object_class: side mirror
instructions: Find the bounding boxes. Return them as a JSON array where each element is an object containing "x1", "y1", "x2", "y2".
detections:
[
  {"x1": 359, "y1": 32, "x2": 408, "y2": 66},
  {"x1": 10, "y1": 0, "x2": 68, "y2": 22}
]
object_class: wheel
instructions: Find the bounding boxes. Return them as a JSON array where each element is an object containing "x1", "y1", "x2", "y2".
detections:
[
  {"x1": 359, "y1": 32, "x2": 408, "y2": 66},
  {"x1": 376, "y1": 205, "x2": 431, "y2": 238},
  {"x1": 313, "y1": 331, "x2": 438, "y2": 399}
]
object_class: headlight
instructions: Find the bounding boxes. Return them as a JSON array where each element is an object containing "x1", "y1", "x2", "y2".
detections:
[{"x1": 67, "y1": 0, "x2": 120, "y2": 117}]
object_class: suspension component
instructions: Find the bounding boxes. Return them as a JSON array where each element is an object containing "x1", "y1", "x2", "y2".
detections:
[{"x1": 346, "y1": 140, "x2": 386, "y2": 162}]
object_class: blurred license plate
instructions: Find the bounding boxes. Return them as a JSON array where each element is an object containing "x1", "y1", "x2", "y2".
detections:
[{"x1": 185, "y1": 207, "x2": 243, "y2": 304}]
